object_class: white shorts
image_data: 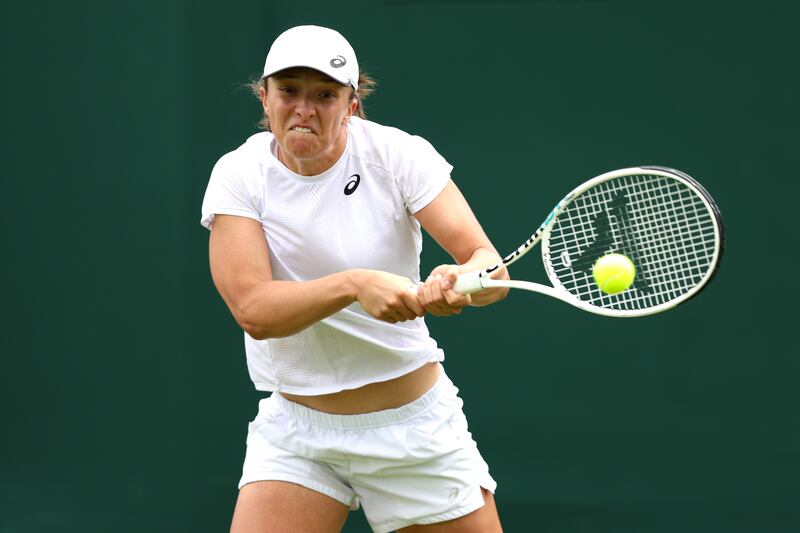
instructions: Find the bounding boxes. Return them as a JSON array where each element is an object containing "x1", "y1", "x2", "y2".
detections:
[{"x1": 239, "y1": 371, "x2": 497, "y2": 533}]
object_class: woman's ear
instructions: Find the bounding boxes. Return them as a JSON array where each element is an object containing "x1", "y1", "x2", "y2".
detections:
[
  {"x1": 345, "y1": 97, "x2": 358, "y2": 122},
  {"x1": 260, "y1": 85, "x2": 269, "y2": 113}
]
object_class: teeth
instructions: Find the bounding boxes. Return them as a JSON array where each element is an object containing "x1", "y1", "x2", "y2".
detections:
[{"x1": 292, "y1": 127, "x2": 312, "y2": 133}]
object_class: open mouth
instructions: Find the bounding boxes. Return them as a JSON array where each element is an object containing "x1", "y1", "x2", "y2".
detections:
[{"x1": 291, "y1": 126, "x2": 313, "y2": 133}]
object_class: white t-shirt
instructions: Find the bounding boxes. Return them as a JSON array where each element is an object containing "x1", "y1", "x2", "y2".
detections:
[{"x1": 201, "y1": 117, "x2": 452, "y2": 395}]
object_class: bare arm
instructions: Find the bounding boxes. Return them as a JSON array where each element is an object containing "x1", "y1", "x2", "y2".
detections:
[
  {"x1": 209, "y1": 215, "x2": 424, "y2": 339},
  {"x1": 414, "y1": 180, "x2": 509, "y2": 315}
]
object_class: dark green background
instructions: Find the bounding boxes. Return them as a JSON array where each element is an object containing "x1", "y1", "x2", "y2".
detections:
[{"x1": 2, "y1": 0, "x2": 798, "y2": 531}]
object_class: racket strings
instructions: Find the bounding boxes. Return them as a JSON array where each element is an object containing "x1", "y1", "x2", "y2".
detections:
[
  {"x1": 585, "y1": 179, "x2": 711, "y2": 307},
  {"x1": 546, "y1": 175, "x2": 718, "y2": 310},
  {"x1": 595, "y1": 180, "x2": 709, "y2": 307}
]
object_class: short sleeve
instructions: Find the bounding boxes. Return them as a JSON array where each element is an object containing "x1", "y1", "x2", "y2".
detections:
[
  {"x1": 392, "y1": 134, "x2": 453, "y2": 214},
  {"x1": 200, "y1": 153, "x2": 262, "y2": 230}
]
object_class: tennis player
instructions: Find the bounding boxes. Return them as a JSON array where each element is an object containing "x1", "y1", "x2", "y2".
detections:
[{"x1": 201, "y1": 25, "x2": 509, "y2": 533}]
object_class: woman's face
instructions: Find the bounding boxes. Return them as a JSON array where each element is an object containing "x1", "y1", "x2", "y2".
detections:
[{"x1": 263, "y1": 67, "x2": 356, "y2": 174}]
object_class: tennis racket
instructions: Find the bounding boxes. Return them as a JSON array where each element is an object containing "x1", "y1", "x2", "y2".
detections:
[{"x1": 454, "y1": 166, "x2": 724, "y2": 317}]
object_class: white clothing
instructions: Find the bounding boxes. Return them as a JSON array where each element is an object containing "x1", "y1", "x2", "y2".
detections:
[
  {"x1": 238, "y1": 370, "x2": 497, "y2": 533},
  {"x1": 200, "y1": 117, "x2": 452, "y2": 394}
]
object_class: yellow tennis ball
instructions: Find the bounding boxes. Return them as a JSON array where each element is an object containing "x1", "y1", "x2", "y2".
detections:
[{"x1": 593, "y1": 253, "x2": 636, "y2": 294}]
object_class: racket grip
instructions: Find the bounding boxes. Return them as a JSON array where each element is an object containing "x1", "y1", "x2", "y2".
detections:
[{"x1": 453, "y1": 271, "x2": 484, "y2": 294}]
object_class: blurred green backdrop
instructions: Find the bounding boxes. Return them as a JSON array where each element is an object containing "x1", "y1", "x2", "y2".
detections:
[{"x1": 2, "y1": 0, "x2": 798, "y2": 532}]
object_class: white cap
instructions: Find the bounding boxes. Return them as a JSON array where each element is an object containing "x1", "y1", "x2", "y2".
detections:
[{"x1": 262, "y1": 25, "x2": 359, "y2": 90}]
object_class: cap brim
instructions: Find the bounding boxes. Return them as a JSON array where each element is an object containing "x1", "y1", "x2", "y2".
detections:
[{"x1": 263, "y1": 65, "x2": 352, "y2": 88}]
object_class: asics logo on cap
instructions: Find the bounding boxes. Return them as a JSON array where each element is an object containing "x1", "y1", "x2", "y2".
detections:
[{"x1": 330, "y1": 55, "x2": 346, "y2": 68}]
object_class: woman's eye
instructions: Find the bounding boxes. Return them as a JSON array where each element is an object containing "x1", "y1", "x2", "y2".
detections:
[{"x1": 320, "y1": 91, "x2": 336, "y2": 99}]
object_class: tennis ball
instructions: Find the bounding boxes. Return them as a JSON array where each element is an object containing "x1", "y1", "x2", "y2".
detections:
[{"x1": 592, "y1": 253, "x2": 636, "y2": 294}]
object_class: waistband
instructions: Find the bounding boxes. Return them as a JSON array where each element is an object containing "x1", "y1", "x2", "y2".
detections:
[{"x1": 267, "y1": 371, "x2": 453, "y2": 430}]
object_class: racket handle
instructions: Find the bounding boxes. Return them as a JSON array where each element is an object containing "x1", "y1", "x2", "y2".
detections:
[{"x1": 453, "y1": 270, "x2": 485, "y2": 294}]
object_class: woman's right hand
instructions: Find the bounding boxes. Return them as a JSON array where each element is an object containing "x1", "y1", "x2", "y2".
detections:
[{"x1": 351, "y1": 270, "x2": 425, "y2": 324}]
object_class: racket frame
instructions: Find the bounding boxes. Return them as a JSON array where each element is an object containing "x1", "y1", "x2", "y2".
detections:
[{"x1": 454, "y1": 166, "x2": 724, "y2": 317}]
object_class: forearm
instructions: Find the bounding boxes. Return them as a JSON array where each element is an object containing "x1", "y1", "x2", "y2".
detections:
[
  {"x1": 236, "y1": 271, "x2": 359, "y2": 339},
  {"x1": 457, "y1": 248, "x2": 509, "y2": 307}
]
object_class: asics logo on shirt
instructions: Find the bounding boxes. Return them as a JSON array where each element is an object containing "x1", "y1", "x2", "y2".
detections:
[{"x1": 344, "y1": 174, "x2": 360, "y2": 195}]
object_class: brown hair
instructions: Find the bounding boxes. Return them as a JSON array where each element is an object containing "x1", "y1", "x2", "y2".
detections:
[{"x1": 248, "y1": 72, "x2": 377, "y2": 131}]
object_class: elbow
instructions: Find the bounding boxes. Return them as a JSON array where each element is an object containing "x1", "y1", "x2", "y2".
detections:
[
  {"x1": 230, "y1": 288, "x2": 305, "y2": 339},
  {"x1": 235, "y1": 304, "x2": 275, "y2": 340},
  {"x1": 241, "y1": 321, "x2": 271, "y2": 340},
  {"x1": 237, "y1": 310, "x2": 293, "y2": 340}
]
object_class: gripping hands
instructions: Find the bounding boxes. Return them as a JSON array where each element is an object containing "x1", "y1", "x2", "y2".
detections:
[
  {"x1": 353, "y1": 270, "x2": 425, "y2": 323},
  {"x1": 353, "y1": 267, "x2": 471, "y2": 323},
  {"x1": 416, "y1": 264, "x2": 472, "y2": 317}
]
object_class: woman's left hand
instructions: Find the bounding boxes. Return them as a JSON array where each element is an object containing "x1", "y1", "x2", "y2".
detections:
[{"x1": 417, "y1": 264, "x2": 472, "y2": 317}]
